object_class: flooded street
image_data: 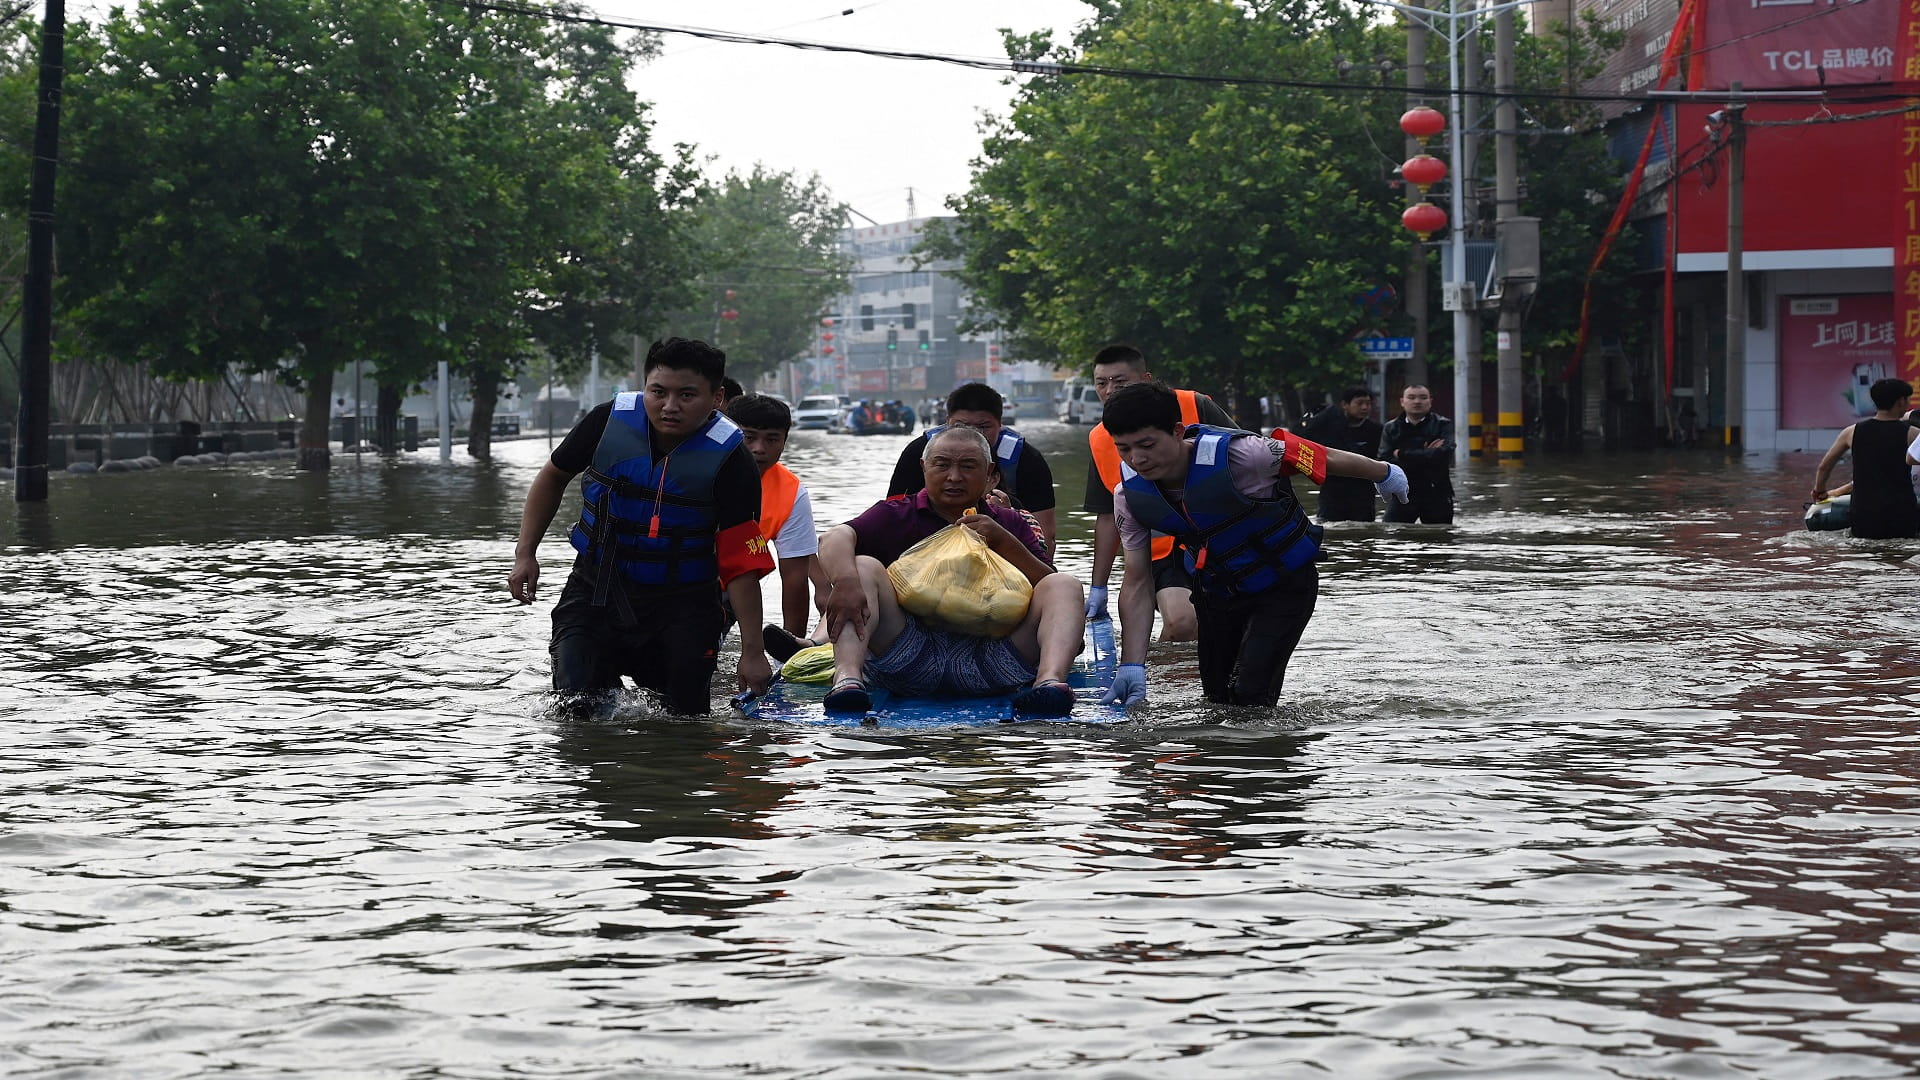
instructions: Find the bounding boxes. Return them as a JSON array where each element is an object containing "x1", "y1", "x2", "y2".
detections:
[{"x1": 5, "y1": 420, "x2": 1919, "y2": 1078}]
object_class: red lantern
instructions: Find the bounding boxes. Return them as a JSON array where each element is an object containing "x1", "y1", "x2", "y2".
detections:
[
  {"x1": 720, "y1": 308, "x2": 739, "y2": 321},
  {"x1": 724, "y1": 289, "x2": 737, "y2": 300},
  {"x1": 821, "y1": 317, "x2": 835, "y2": 327},
  {"x1": 987, "y1": 345, "x2": 1000, "y2": 357},
  {"x1": 822, "y1": 345, "x2": 835, "y2": 355},
  {"x1": 1400, "y1": 106, "x2": 1445, "y2": 141},
  {"x1": 1401, "y1": 202, "x2": 1447, "y2": 240},
  {"x1": 1400, "y1": 154, "x2": 1446, "y2": 194},
  {"x1": 821, "y1": 332, "x2": 834, "y2": 341}
]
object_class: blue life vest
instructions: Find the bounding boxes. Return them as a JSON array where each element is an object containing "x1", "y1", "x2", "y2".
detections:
[
  {"x1": 925, "y1": 423, "x2": 1025, "y2": 472},
  {"x1": 1118, "y1": 425, "x2": 1322, "y2": 598},
  {"x1": 569, "y1": 394, "x2": 743, "y2": 595}
]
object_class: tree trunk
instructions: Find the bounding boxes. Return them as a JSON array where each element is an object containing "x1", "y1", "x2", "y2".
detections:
[
  {"x1": 376, "y1": 383, "x2": 402, "y2": 454},
  {"x1": 299, "y1": 368, "x2": 334, "y2": 472},
  {"x1": 466, "y1": 367, "x2": 498, "y2": 460}
]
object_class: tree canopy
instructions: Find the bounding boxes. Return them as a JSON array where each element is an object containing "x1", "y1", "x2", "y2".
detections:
[{"x1": 17, "y1": 0, "x2": 696, "y2": 466}]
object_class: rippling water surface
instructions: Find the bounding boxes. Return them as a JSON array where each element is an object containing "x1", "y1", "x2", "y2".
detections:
[{"x1": 6, "y1": 424, "x2": 1919, "y2": 1078}]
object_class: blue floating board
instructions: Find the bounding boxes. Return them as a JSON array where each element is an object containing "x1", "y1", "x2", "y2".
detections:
[{"x1": 735, "y1": 618, "x2": 1126, "y2": 728}]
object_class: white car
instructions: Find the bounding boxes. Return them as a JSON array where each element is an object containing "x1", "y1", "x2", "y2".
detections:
[
  {"x1": 792, "y1": 395, "x2": 840, "y2": 430},
  {"x1": 1060, "y1": 383, "x2": 1103, "y2": 424}
]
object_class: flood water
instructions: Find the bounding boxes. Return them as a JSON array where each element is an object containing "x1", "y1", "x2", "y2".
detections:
[{"x1": 5, "y1": 420, "x2": 1919, "y2": 1078}]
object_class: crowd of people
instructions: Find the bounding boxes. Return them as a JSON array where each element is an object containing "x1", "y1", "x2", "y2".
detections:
[{"x1": 506, "y1": 337, "x2": 1470, "y2": 719}]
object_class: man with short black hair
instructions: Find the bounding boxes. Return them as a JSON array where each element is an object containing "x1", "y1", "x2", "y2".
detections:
[
  {"x1": 507, "y1": 337, "x2": 773, "y2": 712},
  {"x1": 1297, "y1": 387, "x2": 1384, "y2": 522},
  {"x1": 723, "y1": 393, "x2": 825, "y2": 636},
  {"x1": 886, "y1": 382, "x2": 1057, "y2": 554},
  {"x1": 1379, "y1": 384, "x2": 1456, "y2": 524},
  {"x1": 1081, "y1": 344, "x2": 1235, "y2": 636},
  {"x1": 1811, "y1": 377, "x2": 1920, "y2": 539},
  {"x1": 1099, "y1": 382, "x2": 1406, "y2": 709}
]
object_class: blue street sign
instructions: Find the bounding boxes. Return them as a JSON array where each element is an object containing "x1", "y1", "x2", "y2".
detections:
[{"x1": 1357, "y1": 337, "x2": 1414, "y2": 360}]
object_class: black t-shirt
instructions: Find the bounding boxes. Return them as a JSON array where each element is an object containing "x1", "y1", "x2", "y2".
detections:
[
  {"x1": 1302, "y1": 410, "x2": 1383, "y2": 460},
  {"x1": 1082, "y1": 393, "x2": 1235, "y2": 514},
  {"x1": 552, "y1": 401, "x2": 763, "y2": 543},
  {"x1": 886, "y1": 432, "x2": 1057, "y2": 512}
]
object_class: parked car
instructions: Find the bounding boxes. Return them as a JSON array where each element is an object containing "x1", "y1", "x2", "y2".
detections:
[
  {"x1": 793, "y1": 395, "x2": 840, "y2": 430},
  {"x1": 1059, "y1": 382, "x2": 1103, "y2": 424},
  {"x1": 1002, "y1": 399, "x2": 1019, "y2": 424}
]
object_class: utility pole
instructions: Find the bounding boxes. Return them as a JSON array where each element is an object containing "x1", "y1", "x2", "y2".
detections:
[
  {"x1": 1494, "y1": 4, "x2": 1523, "y2": 462},
  {"x1": 1403, "y1": 1, "x2": 1430, "y2": 387},
  {"x1": 1461, "y1": 6, "x2": 1486, "y2": 459},
  {"x1": 15, "y1": 1, "x2": 65, "y2": 504},
  {"x1": 1723, "y1": 83, "x2": 1746, "y2": 449}
]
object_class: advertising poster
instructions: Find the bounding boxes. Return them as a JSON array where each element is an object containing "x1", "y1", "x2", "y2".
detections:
[{"x1": 1778, "y1": 294, "x2": 1897, "y2": 428}]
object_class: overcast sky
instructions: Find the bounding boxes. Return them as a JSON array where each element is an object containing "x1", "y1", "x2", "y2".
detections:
[{"x1": 600, "y1": 0, "x2": 1095, "y2": 226}]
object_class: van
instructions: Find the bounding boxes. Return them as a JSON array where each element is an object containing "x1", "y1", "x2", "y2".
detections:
[{"x1": 1059, "y1": 381, "x2": 1103, "y2": 424}]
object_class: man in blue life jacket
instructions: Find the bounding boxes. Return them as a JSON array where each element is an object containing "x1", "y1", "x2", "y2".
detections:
[
  {"x1": 507, "y1": 338, "x2": 775, "y2": 713},
  {"x1": 886, "y1": 382, "x2": 1057, "y2": 556},
  {"x1": 1098, "y1": 382, "x2": 1408, "y2": 709}
]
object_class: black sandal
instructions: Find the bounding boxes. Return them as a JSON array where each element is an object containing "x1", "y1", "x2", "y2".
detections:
[
  {"x1": 823, "y1": 678, "x2": 871, "y2": 714},
  {"x1": 763, "y1": 624, "x2": 813, "y2": 663}
]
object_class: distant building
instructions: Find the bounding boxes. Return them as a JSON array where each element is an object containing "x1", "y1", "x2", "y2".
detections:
[{"x1": 807, "y1": 217, "x2": 1063, "y2": 412}]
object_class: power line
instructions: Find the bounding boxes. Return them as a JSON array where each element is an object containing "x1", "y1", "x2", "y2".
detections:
[{"x1": 437, "y1": 0, "x2": 1863, "y2": 109}]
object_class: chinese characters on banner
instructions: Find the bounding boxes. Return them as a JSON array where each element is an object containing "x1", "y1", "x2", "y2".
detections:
[
  {"x1": 1778, "y1": 294, "x2": 1897, "y2": 428},
  {"x1": 1692, "y1": 0, "x2": 1898, "y2": 89},
  {"x1": 1901, "y1": 0, "x2": 1920, "y2": 382}
]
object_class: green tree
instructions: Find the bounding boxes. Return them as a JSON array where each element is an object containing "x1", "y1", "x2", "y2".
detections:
[
  {"x1": 30, "y1": 0, "x2": 693, "y2": 468},
  {"x1": 936, "y1": 0, "x2": 1407, "y2": 418},
  {"x1": 662, "y1": 166, "x2": 851, "y2": 387}
]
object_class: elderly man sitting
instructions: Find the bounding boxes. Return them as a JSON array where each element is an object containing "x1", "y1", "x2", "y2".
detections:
[{"x1": 815, "y1": 425, "x2": 1085, "y2": 716}]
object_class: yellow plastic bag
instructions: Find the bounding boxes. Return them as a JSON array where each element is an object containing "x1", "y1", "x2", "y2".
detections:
[
  {"x1": 780, "y1": 643, "x2": 836, "y2": 684},
  {"x1": 886, "y1": 515, "x2": 1033, "y2": 638}
]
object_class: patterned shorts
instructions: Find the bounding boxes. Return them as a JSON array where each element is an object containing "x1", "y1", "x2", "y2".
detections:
[{"x1": 864, "y1": 616, "x2": 1037, "y2": 697}]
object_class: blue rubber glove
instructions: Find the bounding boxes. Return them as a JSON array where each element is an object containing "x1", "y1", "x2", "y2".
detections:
[
  {"x1": 1376, "y1": 463, "x2": 1410, "y2": 504},
  {"x1": 1085, "y1": 584, "x2": 1109, "y2": 620},
  {"x1": 1104, "y1": 663, "x2": 1147, "y2": 707}
]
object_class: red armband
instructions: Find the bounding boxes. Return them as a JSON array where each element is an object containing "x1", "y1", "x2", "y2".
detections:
[
  {"x1": 716, "y1": 519, "x2": 775, "y2": 586},
  {"x1": 1278, "y1": 432, "x2": 1328, "y2": 485}
]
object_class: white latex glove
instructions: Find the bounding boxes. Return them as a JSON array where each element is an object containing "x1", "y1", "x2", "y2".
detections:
[
  {"x1": 1085, "y1": 584, "x2": 1109, "y2": 620},
  {"x1": 1376, "y1": 463, "x2": 1410, "y2": 504},
  {"x1": 1103, "y1": 663, "x2": 1147, "y2": 707}
]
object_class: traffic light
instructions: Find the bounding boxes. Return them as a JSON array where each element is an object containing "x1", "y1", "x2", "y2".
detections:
[
  {"x1": 886, "y1": 328, "x2": 898, "y2": 350},
  {"x1": 860, "y1": 304, "x2": 874, "y2": 331},
  {"x1": 901, "y1": 305, "x2": 916, "y2": 331},
  {"x1": 917, "y1": 329, "x2": 930, "y2": 351}
]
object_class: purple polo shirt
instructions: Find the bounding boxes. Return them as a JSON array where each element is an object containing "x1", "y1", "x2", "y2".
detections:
[{"x1": 845, "y1": 492, "x2": 1051, "y2": 568}]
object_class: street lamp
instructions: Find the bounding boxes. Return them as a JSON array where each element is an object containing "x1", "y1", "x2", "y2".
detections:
[{"x1": 1359, "y1": 0, "x2": 1534, "y2": 465}]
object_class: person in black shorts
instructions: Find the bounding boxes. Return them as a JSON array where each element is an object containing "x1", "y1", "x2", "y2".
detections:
[
  {"x1": 506, "y1": 338, "x2": 774, "y2": 713},
  {"x1": 1080, "y1": 344, "x2": 1236, "y2": 638}
]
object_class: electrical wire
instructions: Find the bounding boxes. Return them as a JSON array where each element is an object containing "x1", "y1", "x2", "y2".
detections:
[{"x1": 435, "y1": 0, "x2": 1852, "y2": 108}]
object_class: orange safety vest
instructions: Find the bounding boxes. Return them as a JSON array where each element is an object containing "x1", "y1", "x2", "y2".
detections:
[
  {"x1": 758, "y1": 462, "x2": 802, "y2": 551},
  {"x1": 1090, "y1": 388, "x2": 1202, "y2": 562}
]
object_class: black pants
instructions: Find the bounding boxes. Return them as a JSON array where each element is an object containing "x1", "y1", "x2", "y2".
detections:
[
  {"x1": 1194, "y1": 570, "x2": 1318, "y2": 707},
  {"x1": 1384, "y1": 477, "x2": 1454, "y2": 524},
  {"x1": 1317, "y1": 477, "x2": 1378, "y2": 522},
  {"x1": 549, "y1": 572, "x2": 725, "y2": 714}
]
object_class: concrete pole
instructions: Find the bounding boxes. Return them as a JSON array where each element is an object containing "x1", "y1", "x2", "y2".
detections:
[
  {"x1": 1460, "y1": 1, "x2": 1485, "y2": 459},
  {"x1": 1724, "y1": 85, "x2": 1746, "y2": 449},
  {"x1": 587, "y1": 340, "x2": 600, "y2": 407},
  {"x1": 1446, "y1": 1, "x2": 1471, "y2": 467},
  {"x1": 437, "y1": 320, "x2": 451, "y2": 463},
  {"x1": 14, "y1": 0, "x2": 64, "y2": 504},
  {"x1": 1495, "y1": 4, "x2": 1523, "y2": 462},
  {"x1": 1404, "y1": 0, "x2": 1430, "y2": 388}
]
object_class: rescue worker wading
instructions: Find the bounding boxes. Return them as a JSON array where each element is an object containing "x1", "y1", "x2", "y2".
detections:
[
  {"x1": 507, "y1": 337, "x2": 774, "y2": 713},
  {"x1": 1099, "y1": 382, "x2": 1408, "y2": 709}
]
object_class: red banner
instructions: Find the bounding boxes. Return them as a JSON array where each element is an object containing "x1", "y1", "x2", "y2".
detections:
[
  {"x1": 1692, "y1": 0, "x2": 1902, "y2": 91},
  {"x1": 1900, "y1": 0, "x2": 1920, "y2": 382}
]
